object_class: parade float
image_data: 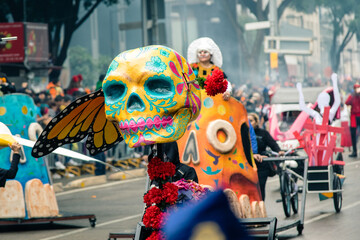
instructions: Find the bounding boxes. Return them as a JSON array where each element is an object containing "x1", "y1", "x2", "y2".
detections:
[
  {"x1": 177, "y1": 90, "x2": 266, "y2": 216},
  {"x1": 0, "y1": 94, "x2": 96, "y2": 226}
]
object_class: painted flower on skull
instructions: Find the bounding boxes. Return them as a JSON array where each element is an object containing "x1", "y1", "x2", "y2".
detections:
[{"x1": 145, "y1": 56, "x2": 167, "y2": 73}]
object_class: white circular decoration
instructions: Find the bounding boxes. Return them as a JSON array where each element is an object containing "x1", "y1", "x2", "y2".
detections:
[{"x1": 206, "y1": 119, "x2": 236, "y2": 153}]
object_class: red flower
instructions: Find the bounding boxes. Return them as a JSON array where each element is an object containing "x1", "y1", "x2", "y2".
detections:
[
  {"x1": 147, "y1": 157, "x2": 176, "y2": 181},
  {"x1": 191, "y1": 63, "x2": 199, "y2": 69},
  {"x1": 162, "y1": 182, "x2": 179, "y2": 204},
  {"x1": 143, "y1": 157, "x2": 179, "y2": 238},
  {"x1": 147, "y1": 230, "x2": 164, "y2": 240},
  {"x1": 144, "y1": 187, "x2": 163, "y2": 206},
  {"x1": 204, "y1": 68, "x2": 228, "y2": 96},
  {"x1": 143, "y1": 205, "x2": 163, "y2": 229}
]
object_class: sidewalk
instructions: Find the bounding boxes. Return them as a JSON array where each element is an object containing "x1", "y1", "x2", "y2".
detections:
[{"x1": 52, "y1": 168, "x2": 147, "y2": 193}]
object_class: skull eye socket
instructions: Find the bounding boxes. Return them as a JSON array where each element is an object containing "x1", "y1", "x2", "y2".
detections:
[
  {"x1": 145, "y1": 77, "x2": 174, "y2": 98},
  {"x1": 104, "y1": 82, "x2": 127, "y2": 103}
]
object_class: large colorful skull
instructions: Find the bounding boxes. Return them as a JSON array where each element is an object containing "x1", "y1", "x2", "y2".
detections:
[
  {"x1": 103, "y1": 46, "x2": 201, "y2": 148},
  {"x1": 177, "y1": 90, "x2": 262, "y2": 202}
]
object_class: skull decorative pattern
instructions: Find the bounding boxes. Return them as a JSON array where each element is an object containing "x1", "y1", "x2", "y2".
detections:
[{"x1": 103, "y1": 46, "x2": 201, "y2": 148}]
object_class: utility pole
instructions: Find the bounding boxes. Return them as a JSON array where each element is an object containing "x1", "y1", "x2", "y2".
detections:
[
  {"x1": 269, "y1": 0, "x2": 279, "y2": 36},
  {"x1": 269, "y1": 0, "x2": 279, "y2": 83},
  {"x1": 141, "y1": 0, "x2": 148, "y2": 45}
]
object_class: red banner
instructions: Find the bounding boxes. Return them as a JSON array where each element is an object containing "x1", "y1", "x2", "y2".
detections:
[{"x1": 0, "y1": 22, "x2": 25, "y2": 63}]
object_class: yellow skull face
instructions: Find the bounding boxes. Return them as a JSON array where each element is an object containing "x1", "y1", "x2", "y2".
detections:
[{"x1": 103, "y1": 46, "x2": 201, "y2": 148}]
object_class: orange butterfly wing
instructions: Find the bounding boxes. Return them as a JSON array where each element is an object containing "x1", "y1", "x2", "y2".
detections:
[{"x1": 31, "y1": 89, "x2": 123, "y2": 157}]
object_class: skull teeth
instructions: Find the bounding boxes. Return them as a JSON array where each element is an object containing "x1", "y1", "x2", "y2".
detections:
[{"x1": 119, "y1": 116, "x2": 173, "y2": 134}]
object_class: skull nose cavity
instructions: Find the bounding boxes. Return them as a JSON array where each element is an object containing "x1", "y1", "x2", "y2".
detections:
[{"x1": 127, "y1": 93, "x2": 145, "y2": 113}]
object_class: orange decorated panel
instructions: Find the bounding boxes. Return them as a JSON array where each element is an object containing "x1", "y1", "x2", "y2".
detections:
[{"x1": 177, "y1": 90, "x2": 261, "y2": 202}]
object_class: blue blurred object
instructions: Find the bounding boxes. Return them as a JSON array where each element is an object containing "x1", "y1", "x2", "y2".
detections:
[{"x1": 163, "y1": 190, "x2": 252, "y2": 240}]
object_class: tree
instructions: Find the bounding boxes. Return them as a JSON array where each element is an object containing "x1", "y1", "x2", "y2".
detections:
[
  {"x1": 68, "y1": 46, "x2": 112, "y2": 88},
  {"x1": 315, "y1": 0, "x2": 360, "y2": 73},
  {"x1": 68, "y1": 46, "x2": 96, "y2": 88},
  {"x1": 274, "y1": 0, "x2": 360, "y2": 74},
  {"x1": 223, "y1": 0, "x2": 300, "y2": 83},
  {"x1": 227, "y1": 0, "x2": 360, "y2": 81},
  {"x1": 0, "y1": 0, "x2": 129, "y2": 81}
]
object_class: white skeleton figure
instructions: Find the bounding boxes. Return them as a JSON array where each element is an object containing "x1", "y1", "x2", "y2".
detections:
[
  {"x1": 296, "y1": 73, "x2": 341, "y2": 125},
  {"x1": 296, "y1": 73, "x2": 341, "y2": 165}
]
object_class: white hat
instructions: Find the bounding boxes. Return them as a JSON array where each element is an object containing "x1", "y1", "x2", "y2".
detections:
[{"x1": 187, "y1": 37, "x2": 223, "y2": 68}]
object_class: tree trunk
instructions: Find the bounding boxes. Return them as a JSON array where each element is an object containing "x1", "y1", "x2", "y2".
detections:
[
  {"x1": 331, "y1": 50, "x2": 341, "y2": 73},
  {"x1": 49, "y1": 0, "x2": 101, "y2": 82}
]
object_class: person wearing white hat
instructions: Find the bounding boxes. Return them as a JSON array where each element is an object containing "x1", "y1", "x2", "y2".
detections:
[{"x1": 187, "y1": 37, "x2": 232, "y2": 100}]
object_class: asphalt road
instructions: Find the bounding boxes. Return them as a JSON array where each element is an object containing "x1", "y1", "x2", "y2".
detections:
[
  {"x1": 1, "y1": 154, "x2": 359, "y2": 240},
  {"x1": 0, "y1": 177, "x2": 147, "y2": 240}
]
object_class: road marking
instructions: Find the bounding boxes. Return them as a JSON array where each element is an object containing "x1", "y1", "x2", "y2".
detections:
[
  {"x1": 303, "y1": 212, "x2": 333, "y2": 225},
  {"x1": 304, "y1": 199, "x2": 360, "y2": 225},
  {"x1": 96, "y1": 213, "x2": 142, "y2": 227},
  {"x1": 345, "y1": 160, "x2": 360, "y2": 166},
  {"x1": 56, "y1": 177, "x2": 146, "y2": 196},
  {"x1": 39, "y1": 213, "x2": 142, "y2": 240}
]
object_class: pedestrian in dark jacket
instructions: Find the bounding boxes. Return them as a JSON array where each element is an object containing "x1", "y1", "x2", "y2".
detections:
[
  {"x1": 248, "y1": 113, "x2": 284, "y2": 200},
  {"x1": 0, "y1": 142, "x2": 21, "y2": 187},
  {"x1": 0, "y1": 73, "x2": 16, "y2": 96}
]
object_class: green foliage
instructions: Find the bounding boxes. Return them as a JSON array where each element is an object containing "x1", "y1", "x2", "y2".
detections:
[
  {"x1": 68, "y1": 46, "x2": 96, "y2": 88},
  {"x1": 68, "y1": 46, "x2": 114, "y2": 88},
  {"x1": 195, "y1": 77, "x2": 206, "y2": 89},
  {"x1": 97, "y1": 55, "x2": 112, "y2": 76}
]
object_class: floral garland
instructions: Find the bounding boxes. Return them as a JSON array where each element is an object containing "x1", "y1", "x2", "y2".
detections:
[
  {"x1": 147, "y1": 157, "x2": 176, "y2": 180},
  {"x1": 204, "y1": 68, "x2": 228, "y2": 96},
  {"x1": 173, "y1": 179, "x2": 210, "y2": 204},
  {"x1": 143, "y1": 156, "x2": 178, "y2": 240}
]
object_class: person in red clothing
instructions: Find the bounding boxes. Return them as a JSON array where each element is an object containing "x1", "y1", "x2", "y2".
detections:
[
  {"x1": 66, "y1": 74, "x2": 90, "y2": 97},
  {"x1": 345, "y1": 83, "x2": 360, "y2": 157}
]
